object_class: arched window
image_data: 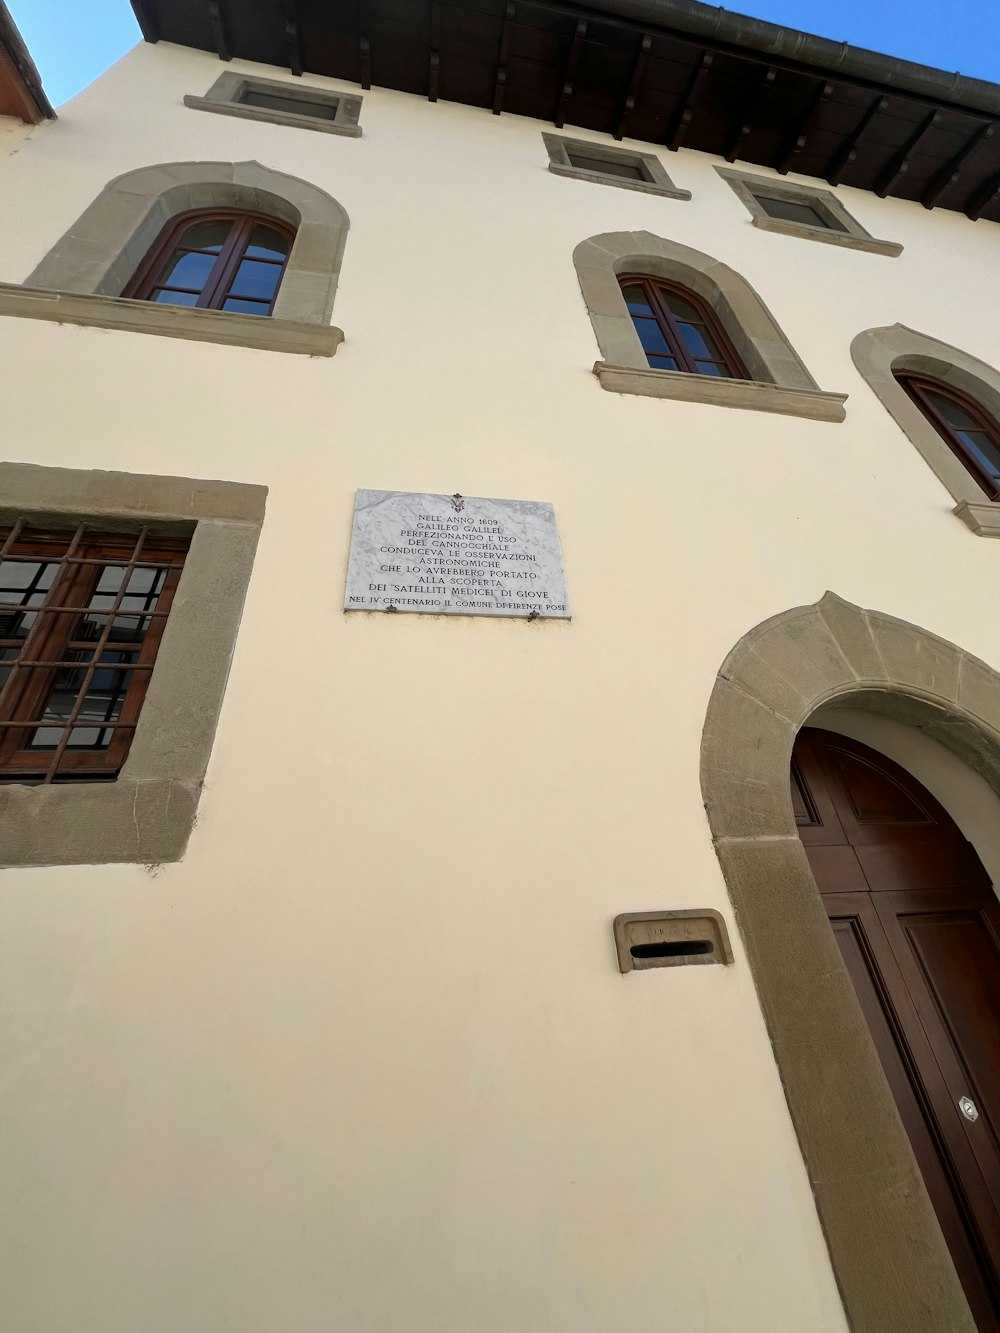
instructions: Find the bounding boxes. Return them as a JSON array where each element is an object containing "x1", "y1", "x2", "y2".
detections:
[
  {"x1": 895, "y1": 373, "x2": 1000, "y2": 500},
  {"x1": 122, "y1": 210, "x2": 295, "y2": 316},
  {"x1": 617, "y1": 276, "x2": 748, "y2": 379}
]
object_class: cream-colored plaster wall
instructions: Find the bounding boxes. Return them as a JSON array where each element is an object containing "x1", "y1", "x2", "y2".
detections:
[
  {"x1": 2, "y1": 39, "x2": 1000, "y2": 1333},
  {"x1": 0, "y1": 112, "x2": 31, "y2": 160}
]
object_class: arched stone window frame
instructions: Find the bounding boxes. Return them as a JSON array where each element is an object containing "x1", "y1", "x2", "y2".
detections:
[
  {"x1": 573, "y1": 231, "x2": 847, "y2": 422},
  {"x1": 0, "y1": 160, "x2": 349, "y2": 356},
  {"x1": 701, "y1": 591, "x2": 1000, "y2": 1333},
  {"x1": 852, "y1": 324, "x2": 1000, "y2": 537}
]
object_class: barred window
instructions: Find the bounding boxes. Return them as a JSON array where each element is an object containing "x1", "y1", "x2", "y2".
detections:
[{"x1": 0, "y1": 524, "x2": 189, "y2": 783}]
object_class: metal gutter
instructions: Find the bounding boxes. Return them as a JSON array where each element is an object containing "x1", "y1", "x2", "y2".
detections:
[{"x1": 588, "y1": 0, "x2": 1000, "y2": 117}]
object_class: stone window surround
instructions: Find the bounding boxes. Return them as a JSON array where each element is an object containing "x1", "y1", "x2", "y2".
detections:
[
  {"x1": 853, "y1": 324, "x2": 1000, "y2": 538},
  {"x1": 0, "y1": 160, "x2": 349, "y2": 357},
  {"x1": 716, "y1": 166, "x2": 903, "y2": 257},
  {"x1": 573, "y1": 231, "x2": 847, "y2": 421},
  {"x1": 184, "y1": 70, "x2": 363, "y2": 138},
  {"x1": 701, "y1": 590, "x2": 1000, "y2": 1333},
  {"x1": 0, "y1": 462, "x2": 266, "y2": 869},
  {"x1": 542, "y1": 132, "x2": 690, "y2": 200}
]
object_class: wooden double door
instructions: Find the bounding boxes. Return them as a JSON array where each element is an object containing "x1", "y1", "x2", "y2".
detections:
[{"x1": 792, "y1": 728, "x2": 1000, "y2": 1331}]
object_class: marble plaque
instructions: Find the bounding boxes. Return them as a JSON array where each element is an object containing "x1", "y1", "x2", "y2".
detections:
[{"x1": 344, "y1": 489, "x2": 571, "y2": 619}]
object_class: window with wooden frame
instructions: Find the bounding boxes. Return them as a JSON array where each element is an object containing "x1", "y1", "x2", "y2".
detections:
[
  {"x1": 618, "y1": 276, "x2": 749, "y2": 379},
  {"x1": 0, "y1": 523, "x2": 189, "y2": 784},
  {"x1": 122, "y1": 209, "x2": 295, "y2": 317},
  {"x1": 895, "y1": 374, "x2": 1000, "y2": 501}
]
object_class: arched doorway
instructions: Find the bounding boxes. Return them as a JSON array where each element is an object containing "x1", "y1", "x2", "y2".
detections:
[
  {"x1": 699, "y1": 592, "x2": 1000, "y2": 1333},
  {"x1": 794, "y1": 727, "x2": 1000, "y2": 1330}
]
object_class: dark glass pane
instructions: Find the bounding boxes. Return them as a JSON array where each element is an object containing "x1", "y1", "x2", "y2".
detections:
[
  {"x1": 565, "y1": 151, "x2": 645, "y2": 181},
  {"x1": 178, "y1": 220, "x2": 233, "y2": 253},
  {"x1": 246, "y1": 225, "x2": 290, "y2": 261},
  {"x1": 633, "y1": 317, "x2": 670, "y2": 357},
  {"x1": 756, "y1": 195, "x2": 845, "y2": 231},
  {"x1": 693, "y1": 361, "x2": 731, "y2": 378},
  {"x1": 0, "y1": 560, "x2": 57, "y2": 639},
  {"x1": 955, "y1": 431, "x2": 1000, "y2": 480},
  {"x1": 648, "y1": 355, "x2": 679, "y2": 371},
  {"x1": 155, "y1": 250, "x2": 216, "y2": 291},
  {"x1": 239, "y1": 88, "x2": 338, "y2": 121},
  {"x1": 221, "y1": 297, "x2": 270, "y2": 316},
  {"x1": 29, "y1": 650, "x2": 135, "y2": 750},
  {"x1": 228, "y1": 259, "x2": 282, "y2": 301},
  {"x1": 662, "y1": 291, "x2": 702, "y2": 323},
  {"x1": 621, "y1": 284, "x2": 652, "y2": 315},
  {"x1": 88, "y1": 565, "x2": 166, "y2": 615},
  {"x1": 677, "y1": 322, "x2": 720, "y2": 361},
  {"x1": 925, "y1": 390, "x2": 982, "y2": 433},
  {"x1": 152, "y1": 289, "x2": 199, "y2": 306}
]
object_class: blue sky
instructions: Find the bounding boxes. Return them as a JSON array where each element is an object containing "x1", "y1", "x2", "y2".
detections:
[{"x1": 9, "y1": 0, "x2": 1000, "y2": 108}]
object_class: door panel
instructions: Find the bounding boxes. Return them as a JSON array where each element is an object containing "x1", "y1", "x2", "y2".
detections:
[
  {"x1": 827, "y1": 896, "x2": 1000, "y2": 1332},
  {"x1": 795, "y1": 727, "x2": 1000, "y2": 1331}
]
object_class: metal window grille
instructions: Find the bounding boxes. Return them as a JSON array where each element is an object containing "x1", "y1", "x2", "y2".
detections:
[{"x1": 0, "y1": 523, "x2": 189, "y2": 784}]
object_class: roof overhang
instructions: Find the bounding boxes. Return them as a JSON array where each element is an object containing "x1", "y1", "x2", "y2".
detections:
[
  {"x1": 0, "y1": 3, "x2": 53, "y2": 123},
  {"x1": 133, "y1": 0, "x2": 1000, "y2": 222}
]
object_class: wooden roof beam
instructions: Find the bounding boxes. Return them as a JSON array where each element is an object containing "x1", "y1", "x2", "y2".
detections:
[
  {"x1": 666, "y1": 49, "x2": 712, "y2": 152},
  {"x1": 492, "y1": 2, "x2": 515, "y2": 116},
  {"x1": 428, "y1": 2, "x2": 441, "y2": 102},
  {"x1": 922, "y1": 121, "x2": 994, "y2": 209},
  {"x1": 206, "y1": 0, "x2": 232, "y2": 61},
  {"x1": 965, "y1": 169, "x2": 1000, "y2": 221},
  {"x1": 358, "y1": 0, "x2": 371, "y2": 89},
  {"x1": 876, "y1": 108, "x2": 941, "y2": 196},
  {"x1": 776, "y1": 80, "x2": 832, "y2": 175},
  {"x1": 725, "y1": 65, "x2": 776, "y2": 164},
  {"x1": 826, "y1": 93, "x2": 887, "y2": 186},
  {"x1": 554, "y1": 18, "x2": 587, "y2": 128},
  {"x1": 281, "y1": 0, "x2": 303, "y2": 76},
  {"x1": 129, "y1": 0, "x2": 159, "y2": 43},
  {"x1": 614, "y1": 31, "x2": 652, "y2": 140}
]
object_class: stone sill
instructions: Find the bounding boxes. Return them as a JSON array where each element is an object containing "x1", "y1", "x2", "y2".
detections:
[
  {"x1": 0, "y1": 284, "x2": 343, "y2": 356},
  {"x1": 954, "y1": 500, "x2": 1000, "y2": 537},
  {"x1": 547, "y1": 162, "x2": 691, "y2": 200},
  {"x1": 752, "y1": 216, "x2": 903, "y2": 257},
  {"x1": 594, "y1": 362, "x2": 848, "y2": 422},
  {"x1": 184, "y1": 94, "x2": 363, "y2": 137}
]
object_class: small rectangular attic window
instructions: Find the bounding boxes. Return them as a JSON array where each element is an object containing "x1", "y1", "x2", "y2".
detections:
[
  {"x1": 565, "y1": 151, "x2": 646, "y2": 181},
  {"x1": 239, "y1": 87, "x2": 340, "y2": 122},
  {"x1": 755, "y1": 194, "x2": 847, "y2": 232}
]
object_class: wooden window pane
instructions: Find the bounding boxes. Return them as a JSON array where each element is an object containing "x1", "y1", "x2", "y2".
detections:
[
  {"x1": 246, "y1": 226, "x2": 291, "y2": 260},
  {"x1": 180, "y1": 220, "x2": 233, "y2": 253},
  {"x1": 221, "y1": 297, "x2": 271, "y2": 316},
  {"x1": 124, "y1": 210, "x2": 295, "y2": 315},
  {"x1": 677, "y1": 321, "x2": 722, "y2": 361},
  {"x1": 152, "y1": 289, "x2": 199, "y2": 306},
  {"x1": 621, "y1": 284, "x2": 653, "y2": 315},
  {"x1": 155, "y1": 250, "x2": 217, "y2": 292},
  {"x1": 618, "y1": 275, "x2": 748, "y2": 381},
  {"x1": 897, "y1": 374, "x2": 1000, "y2": 499},
  {"x1": 228, "y1": 258, "x2": 283, "y2": 301}
]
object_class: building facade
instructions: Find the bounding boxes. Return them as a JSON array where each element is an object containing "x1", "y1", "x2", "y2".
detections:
[{"x1": 3, "y1": 3, "x2": 1000, "y2": 1330}]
